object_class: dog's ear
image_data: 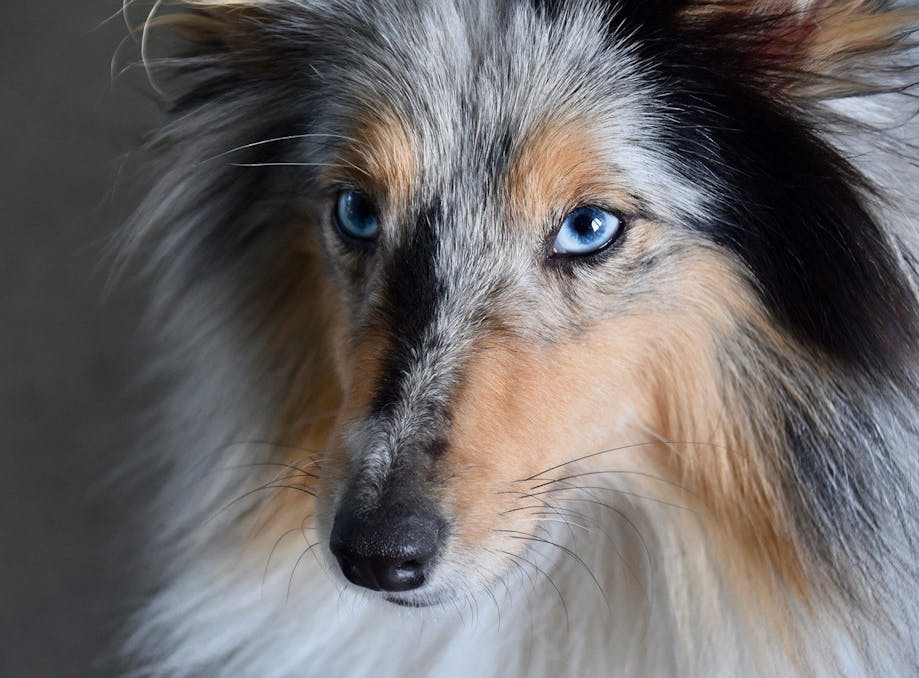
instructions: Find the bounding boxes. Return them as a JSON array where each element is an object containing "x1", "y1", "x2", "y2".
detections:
[
  {"x1": 140, "y1": 0, "x2": 315, "y2": 108},
  {"x1": 126, "y1": 1, "x2": 326, "y2": 279},
  {"x1": 675, "y1": 0, "x2": 918, "y2": 96},
  {"x1": 616, "y1": 1, "x2": 919, "y2": 374}
]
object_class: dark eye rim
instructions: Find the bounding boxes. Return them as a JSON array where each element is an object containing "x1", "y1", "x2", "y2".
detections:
[
  {"x1": 332, "y1": 188, "x2": 381, "y2": 251},
  {"x1": 544, "y1": 204, "x2": 628, "y2": 266}
]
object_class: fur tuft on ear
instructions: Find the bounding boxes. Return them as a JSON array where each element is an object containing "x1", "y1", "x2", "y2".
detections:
[
  {"x1": 679, "y1": 0, "x2": 919, "y2": 97},
  {"x1": 136, "y1": 0, "x2": 311, "y2": 106}
]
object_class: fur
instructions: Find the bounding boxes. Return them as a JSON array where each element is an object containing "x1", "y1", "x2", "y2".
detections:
[{"x1": 118, "y1": 1, "x2": 919, "y2": 676}]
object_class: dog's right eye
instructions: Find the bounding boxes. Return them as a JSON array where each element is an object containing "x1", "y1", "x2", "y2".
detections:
[
  {"x1": 551, "y1": 206, "x2": 622, "y2": 257},
  {"x1": 334, "y1": 190, "x2": 380, "y2": 244}
]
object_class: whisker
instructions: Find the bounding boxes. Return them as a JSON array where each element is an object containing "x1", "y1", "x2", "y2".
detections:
[
  {"x1": 467, "y1": 582, "x2": 481, "y2": 628},
  {"x1": 529, "y1": 469, "x2": 690, "y2": 494},
  {"x1": 529, "y1": 483, "x2": 692, "y2": 512},
  {"x1": 262, "y1": 525, "x2": 307, "y2": 593},
  {"x1": 496, "y1": 548, "x2": 570, "y2": 633},
  {"x1": 171, "y1": 453, "x2": 328, "y2": 505},
  {"x1": 545, "y1": 494, "x2": 657, "y2": 613},
  {"x1": 233, "y1": 161, "x2": 343, "y2": 169},
  {"x1": 496, "y1": 550, "x2": 537, "y2": 640},
  {"x1": 229, "y1": 160, "x2": 372, "y2": 177},
  {"x1": 495, "y1": 490, "x2": 581, "y2": 542},
  {"x1": 530, "y1": 480, "x2": 659, "y2": 602},
  {"x1": 207, "y1": 483, "x2": 316, "y2": 525},
  {"x1": 500, "y1": 503, "x2": 553, "y2": 516},
  {"x1": 203, "y1": 133, "x2": 359, "y2": 163},
  {"x1": 520, "y1": 440, "x2": 728, "y2": 482},
  {"x1": 516, "y1": 515, "x2": 593, "y2": 532},
  {"x1": 450, "y1": 590, "x2": 468, "y2": 629},
  {"x1": 469, "y1": 562, "x2": 502, "y2": 630},
  {"x1": 286, "y1": 541, "x2": 321, "y2": 604},
  {"x1": 497, "y1": 529, "x2": 608, "y2": 608},
  {"x1": 529, "y1": 508, "x2": 644, "y2": 594},
  {"x1": 216, "y1": 461, "x2": 319, "y2": 479}
]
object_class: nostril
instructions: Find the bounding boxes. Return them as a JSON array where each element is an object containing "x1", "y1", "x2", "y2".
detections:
[
  {"x1": 397, "y1": 559, "x2": 422, "y2": 574},
  {"x1": 376, "y1": 557, "x2": 426, "y2": 592},
  {"x1": 335, "y1": 554, "x2": 381, "y2": 591},
  {"x1": 330, "y1": 508, "x2": 443, "y2": 593}
]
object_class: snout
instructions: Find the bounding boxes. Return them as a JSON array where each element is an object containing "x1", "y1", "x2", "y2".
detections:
[{"x1": 330, "y1": 506, "x2": 446, "y2": 592}]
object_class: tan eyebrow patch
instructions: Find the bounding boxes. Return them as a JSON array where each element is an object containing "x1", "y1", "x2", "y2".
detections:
[
  {"x1": 507, "y1": 119, "x2": 635, "y2": 225},
  {"x1": 338, "y1": 111, "x2": 417, "y2": 212}
]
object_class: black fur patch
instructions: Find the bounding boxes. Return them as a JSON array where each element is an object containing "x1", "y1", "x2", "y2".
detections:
[
  {"x1": 372, "y1": 202, "x2": 446, "y2": 415},
  {"x1": 610, "y1": 3, "x2": 917, "y2": 377}
]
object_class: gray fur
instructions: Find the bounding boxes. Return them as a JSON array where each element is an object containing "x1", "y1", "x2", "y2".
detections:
[{"x1": 120, "y1": 1, "x2": 919, "y2": 675}]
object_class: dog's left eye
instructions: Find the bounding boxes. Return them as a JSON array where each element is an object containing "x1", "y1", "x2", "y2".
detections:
[
  {"x1": 552, "y1": 207, "x2": 622, "y2": 256},
  {"x1": 334, "y1": 190, "x2": 380, "y2": 243}
]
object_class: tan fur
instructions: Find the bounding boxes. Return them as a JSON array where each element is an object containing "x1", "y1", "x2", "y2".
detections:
[
  {"x1": 443, "y1": 249, "x2": 807, "y2": 609},
  {"x1": 507, "y1": 119, "x2": 637, "y2": 226},
  {"x1": 335, "y1": 112, "x2": 418, "y2": 216},
  {"x1": 445, "y1": 330, "x2": 653, "y2": 548},
  {"x1": 240, "y1": 244, "x2": 337, "y2": 546},
  {"x1": 651, "y1": 301, "x2": 809, "y2": 601},
  {"x1": 683, "y1": 1, "x2": 919, "y2": 97},
  {"x1": 808, "y1": 3, "x2": 919, "y2": 71}
]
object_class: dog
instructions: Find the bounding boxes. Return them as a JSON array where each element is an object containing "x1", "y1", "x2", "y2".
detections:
[{"x1": 119, "y1": 1, "x2": 918, "y2": 675}]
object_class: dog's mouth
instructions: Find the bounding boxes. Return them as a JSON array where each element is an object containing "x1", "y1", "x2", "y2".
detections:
[
  {"x1": 384, "y1": 595, "x2": 436, "y2": 608},
  {"x1": 376, "y1": 577, "x2": 465, "y2": 608}
]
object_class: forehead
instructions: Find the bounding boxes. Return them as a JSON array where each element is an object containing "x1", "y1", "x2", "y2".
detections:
[
  {"x1": 304, "y1": 2, "x2": 691, "y2": 210},
  {"x1": 317, "y1": 3, "x2": 628, "y2": 118}
]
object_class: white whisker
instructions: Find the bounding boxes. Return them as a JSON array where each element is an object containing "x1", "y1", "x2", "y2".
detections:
[{"x1": 203, "y1": 133, "x2": 360, "y2": 163}]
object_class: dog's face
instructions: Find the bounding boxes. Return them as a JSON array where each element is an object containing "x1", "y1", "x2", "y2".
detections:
[
  {"x1": 312, "y1": 109, "x2": 731, "y2": 604},
  {"x1": 291, "y1": 4, "x2": 774, "y2": 606},
  {"x1": 147, "y1": 0, "x2": 916, "y2": 612}
]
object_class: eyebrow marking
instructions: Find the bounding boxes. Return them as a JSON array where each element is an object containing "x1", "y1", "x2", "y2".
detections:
[
  {"x1": 338, "y1": 110, "x2": 418, "y2": 212},
  {"x1": 506, "y1": 118, "x2": 636, "y2": 226}
]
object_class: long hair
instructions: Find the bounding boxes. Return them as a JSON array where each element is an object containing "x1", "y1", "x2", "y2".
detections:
[{"x1": 121, "y1": 2, "x2": 918, "y2": 675}]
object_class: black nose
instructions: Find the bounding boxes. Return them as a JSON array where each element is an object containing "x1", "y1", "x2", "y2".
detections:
[{"x1": 330, "y1": 508, "x2": 443, "y2": 592}]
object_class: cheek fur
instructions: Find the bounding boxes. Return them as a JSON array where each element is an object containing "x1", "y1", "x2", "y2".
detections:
[
  {"x1": 442, "y1": 251, "x2": 806, "y2": 604},
  {"x1": 443, "y1": 332, "x2": 651, "y2": 549}
]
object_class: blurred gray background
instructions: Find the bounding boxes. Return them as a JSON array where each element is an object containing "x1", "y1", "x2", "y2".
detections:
[{"x1": 1, "y1": 2, "x2": 161, "y2": 675}]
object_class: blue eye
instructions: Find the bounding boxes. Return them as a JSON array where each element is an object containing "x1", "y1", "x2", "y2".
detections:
[
  {"x1": 335, "y1": 190, "x2": 380, "y2": 242},
  {"x1": 552, "y1": 207, "x2": 622, "y2": 256}
]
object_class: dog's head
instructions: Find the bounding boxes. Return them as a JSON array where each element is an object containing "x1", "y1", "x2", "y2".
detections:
[{"x1": 135, "y1": 0, "x2": 917, "y2": 612}]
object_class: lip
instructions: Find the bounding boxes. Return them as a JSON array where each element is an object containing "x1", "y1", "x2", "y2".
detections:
[{"x1": 385, "y1": 595, "x2": 434, "y2": 608}]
